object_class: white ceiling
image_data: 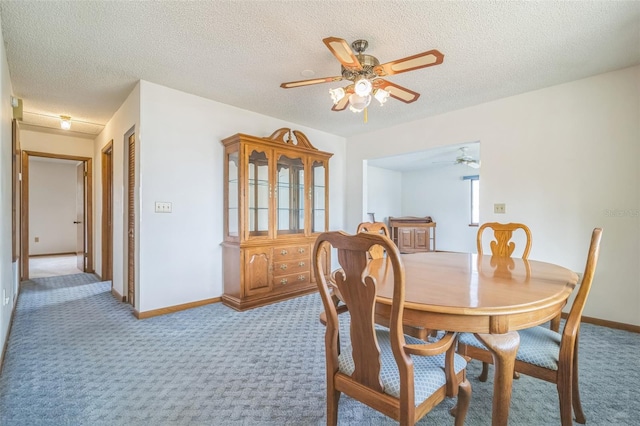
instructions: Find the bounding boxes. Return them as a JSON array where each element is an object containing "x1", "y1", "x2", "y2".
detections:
[{"x1": 1, "y1": 1, "x2": 639, "y2": 138}]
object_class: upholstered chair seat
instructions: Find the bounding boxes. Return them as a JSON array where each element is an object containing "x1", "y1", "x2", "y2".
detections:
[{"x1": 339, "y1": 327, "x2": 468, "y2": 405}]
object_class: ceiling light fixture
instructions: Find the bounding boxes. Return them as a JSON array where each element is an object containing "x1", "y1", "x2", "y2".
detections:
[
  {"x1": 281, "y1": 37, "x2": 445, "y2": 121},
  {"x1": 60, "y1": 115, "x2": 71, "y2": 130}
]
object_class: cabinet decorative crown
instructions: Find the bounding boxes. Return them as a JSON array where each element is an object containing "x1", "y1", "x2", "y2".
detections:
[{"x1": 267, "y1": 128, "x2": 317, "y2": 150}]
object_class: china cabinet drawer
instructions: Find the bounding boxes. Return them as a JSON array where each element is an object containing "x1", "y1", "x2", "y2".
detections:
[
  {"x1": 273, "y1": 245, "x2": 309, "y2": 261},
  {"x1": 273, "y1": 271, "x2": 311, "y2": 289},
  {"x1": 273, "y1": 258, "x2": 310, "y2": 277}
]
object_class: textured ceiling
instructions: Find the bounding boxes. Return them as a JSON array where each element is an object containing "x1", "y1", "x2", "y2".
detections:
[{"x1": 1, "y1": 1, "x2": 639, "y2": 138}]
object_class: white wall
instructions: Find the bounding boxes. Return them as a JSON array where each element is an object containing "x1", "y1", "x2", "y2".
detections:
[
  {"x1": 346, "y1": 66, "x2": 640, "y2": 326},
  {"x1": 20, "y1": 130, "x2": 94, "y2": 158},
  {"x1": 28, "y1": 160, "x2": 78, "y2": 255},
  {"x1": 402, "y1": 166, "x2": 478, "y2": 253},
  {"x1": 93, "y1": 83, "x2": 140, "y2": 297},
  {"x1": 0, "y1": 17, "x2": 16, "y2": 363},
  {"x1": 366, "y1": 165, "x2": 402, "y2": 225},
  {"x1": 96, "y1": 80, "x2": 347, "y2": 312}
]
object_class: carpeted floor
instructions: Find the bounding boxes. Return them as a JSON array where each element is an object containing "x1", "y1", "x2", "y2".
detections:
[{"x1": 0, "y1": 273, "x2": 638, "y2": 425}]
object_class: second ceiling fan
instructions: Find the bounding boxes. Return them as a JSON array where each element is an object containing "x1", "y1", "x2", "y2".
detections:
[{"x1": 281, "y1": 37, "x2": 444, "y2": 114}]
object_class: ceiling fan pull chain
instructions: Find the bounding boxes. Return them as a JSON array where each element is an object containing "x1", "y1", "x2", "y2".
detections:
[{"x1": 364, "y1": 107, "x2": 368, "y2": 123}]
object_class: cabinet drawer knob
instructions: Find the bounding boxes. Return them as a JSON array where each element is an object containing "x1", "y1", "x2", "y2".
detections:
[
  {"x1": 298, "y1": 248, "x2": 305, "y2": 254},
  {"x1": 281, "y1": 249, "x2": 288, "y2": 255},
  {"x1": 280, "y1": 278, "x2": 288, "y2": 285},
  {"x1": 280, "y1": 264, "x2": 287, "y2": 270},
  {"x1": 298, "y1": 261, "x2": 305, "y2": 267},
  {"x1": 297, "y1": 275, "x2": 306, "y2": 281}
]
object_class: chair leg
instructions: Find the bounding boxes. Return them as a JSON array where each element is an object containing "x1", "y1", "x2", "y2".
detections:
[
  {"x1": 326, "y1": 385, "x2": 340, "y2": 426},
  {"x1": 572, "y1": 339, "x2": 586, "y2": 424},
  {"x1": 453, "y1": 378, "x2": 472, "y2": 426},
  {"x1": 557, "y1": 376, "x2": 573, "y2": 426},
  {"x1": 479, "y1": 362, "x2": 489, "y2": 382}
]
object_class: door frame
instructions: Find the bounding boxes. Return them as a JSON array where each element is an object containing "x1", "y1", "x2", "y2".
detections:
[
  {"x1": 20, "y1": 150, "x2": 94, "y2": 281},
  {"x1": 101, "y1": 141, "x2": 113, "y2": 283}
]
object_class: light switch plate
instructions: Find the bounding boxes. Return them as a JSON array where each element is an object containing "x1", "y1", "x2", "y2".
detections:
[{"x1": 155, "y1": 202, "x2": 172, "y2": 213}]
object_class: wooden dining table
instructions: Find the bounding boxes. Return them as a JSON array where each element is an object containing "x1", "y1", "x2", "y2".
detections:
[{"x1": 367, "y1": 251, "x2": 579, "y2": 426}]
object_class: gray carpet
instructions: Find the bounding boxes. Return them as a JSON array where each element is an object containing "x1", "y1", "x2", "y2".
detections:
[{"x1": 0, "y1": 273, "x2": 638, "y2": 425}]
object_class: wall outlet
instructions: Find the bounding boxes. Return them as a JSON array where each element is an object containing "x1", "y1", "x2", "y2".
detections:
[
  {"x1": 35, "y1": 237, "x2": 39, "y2": 243},
  {"x1": 155, "y1": 201, "x2": 172, "y2": 213},
  {"x1": 494, "y1": 203, "x2": 506, "y2": 214}
]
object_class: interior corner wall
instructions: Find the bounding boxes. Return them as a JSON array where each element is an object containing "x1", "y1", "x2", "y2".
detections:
[
  {"x1": 93, "y1": 82, "x2": 140, "y2": 300},
  {"x1": 135, "y1": 80, "x2": 346, "y2": 313},
  {"x1": 346, "y1": 65, "x2": 640, "y2": 326},
  {"x1": 0, "y1": 17, "x2": 15, "y2": 363}
]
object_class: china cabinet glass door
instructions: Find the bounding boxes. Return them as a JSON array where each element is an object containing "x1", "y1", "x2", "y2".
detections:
[
  {"x1": 311, "y1": 159, "x2": 327, "y2": 233},
  {"x1": 227, "y1": 150, "x2": 239, "y2": 237},
  {"x1": 248, "y1": 148, "x2": 270, "y2": 237},
  {"x1": 276, "y1": 154, "x2": 305, "y2": 235}
]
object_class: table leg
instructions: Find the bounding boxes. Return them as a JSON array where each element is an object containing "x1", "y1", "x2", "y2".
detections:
[{"x1": 474, "y1": 331, "x2": 520, "y2": 426}]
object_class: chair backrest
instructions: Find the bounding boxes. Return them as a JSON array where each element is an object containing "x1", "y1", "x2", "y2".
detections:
[
  {"x1": 356, "y1": 222, "x2": 391, "y2": 259},
  {"x1": 477, "y1": 222, "x2": 532, "y2": 258},
  {"x1": 313, "y1": 231, "x2": 409, "y2": 394},
  {"x1": 560, "y1": 228, "x2": 602, "y2": 352}
]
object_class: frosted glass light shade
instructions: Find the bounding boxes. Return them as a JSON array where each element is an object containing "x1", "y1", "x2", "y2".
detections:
[
  {"x1": 329, "y1": 87, "x2": 346, "y2": 105},
  {"x1": 348, "y1": 93, "x2": 371, "y2": 113},
  {"x1": 374, "y1": 88, "x2": 390, "y2": 105},
  {"x1": 354, "y1": 78, "x2": 372, "y2": 97}
]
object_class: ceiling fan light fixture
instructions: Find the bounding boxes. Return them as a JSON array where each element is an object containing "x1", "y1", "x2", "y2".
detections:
[
  {"x1": 60, "y1": 115, "x2": 71, "y2": 130},
  {"x1": 348, "y1": 93, "x2": 371, "y2": 113},
  {"x1": 373, "y1": 88, "x2": 390, "y2": 105},
  {"x1": 329, "y1": 87, "x2": 346, "y2": 105},
  {"x1": 354, "y1": 77, "x2": 372, "y2": 97}
]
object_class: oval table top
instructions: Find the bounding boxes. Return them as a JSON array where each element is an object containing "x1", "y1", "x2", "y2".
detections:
[{"x1": 369, "y1": 252, "x2": 579, "y2": 332}]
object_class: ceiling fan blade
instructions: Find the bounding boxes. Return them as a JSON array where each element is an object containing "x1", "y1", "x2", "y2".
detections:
[
  {"x1": 375, "y1": 79, "x2": 420, "y2": 103},
  {"x1": 331, "y1": 95, "x2": 350, "y2": 111},
  {"x1": 281, "y1": 76, "x2": 343, "y2": 89},
  {"x1": 467, "y1": 161, "x2": 481, "y2": 169},
  {"x1": 374, "y1": 49, "x2": 444, "y2": 76},
  {"x1": 323, "y1": 37, "x2": 363, "y2": 71}
]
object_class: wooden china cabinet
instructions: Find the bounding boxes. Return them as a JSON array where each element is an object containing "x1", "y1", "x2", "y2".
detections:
[{"x1": 221, "y1": 128, "x2": 332, "y2": 311}]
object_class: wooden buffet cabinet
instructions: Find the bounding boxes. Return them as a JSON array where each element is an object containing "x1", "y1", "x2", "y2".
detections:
[
  {"x1": 389, "y1": 216, "x2": 436, "y2": 253},
  {"x1": 221, "y1": 128, "x2": 332, "y2": 311}
]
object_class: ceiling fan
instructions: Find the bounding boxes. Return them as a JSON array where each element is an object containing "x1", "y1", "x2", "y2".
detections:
[
  {"x1": 434, "y1": 147, "x2": 480, "y2": 168},
  {"x1": 280, "y1": 37, "x2": 444, "y2": 114}
]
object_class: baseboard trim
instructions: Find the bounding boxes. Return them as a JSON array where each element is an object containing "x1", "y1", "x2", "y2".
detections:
[
  {"x1": 111, "y1": 287, "x2": 126, "y2": 302},
  {"x1": 134, "y1": 297, "x2": 221, "y2": 319},
  {"x1": 0, "y1": 287, "x2": 21, "y2": 375},
  {"x1": 562, "y1": 312, "x2": 640, "y2": 333}
]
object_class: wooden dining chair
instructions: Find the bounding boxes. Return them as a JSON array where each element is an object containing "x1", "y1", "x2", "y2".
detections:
[
  {"x1": 313, "y1": 231, "x2": 471, "y2": 426},
  {"x1": 477, "y1": 222, "x2": 532, "y2": 259},
  {"x1": 476, "y1": 221, "x2": 541, "y2": 379},
  {"x1": 356, "y1": 221, "x2": 390, "y2": 259},
  {"x1": 458, "y1": 228, "x2": 602, "y2": 426}
]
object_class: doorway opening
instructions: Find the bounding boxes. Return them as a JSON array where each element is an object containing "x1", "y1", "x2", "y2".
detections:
[{"x1": 20, "y1": 151, "x2": 93, "y2": 281}]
